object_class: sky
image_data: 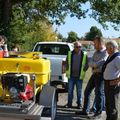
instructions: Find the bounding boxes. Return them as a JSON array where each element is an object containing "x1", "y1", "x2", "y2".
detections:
[
  {"x1": 54, "y1": 16, "x2": 120, "y2": 39},
  {"x1": 53, "y1": 2, "x2": 120, "y2": 39}
]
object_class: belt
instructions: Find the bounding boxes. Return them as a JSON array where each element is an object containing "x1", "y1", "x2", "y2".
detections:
[
  {"x1": 105, "y1": 78, "x2": 120, "y2": 86},
  {"x1": 94, "y1": 72, "x2": 102, "y2": 75}
]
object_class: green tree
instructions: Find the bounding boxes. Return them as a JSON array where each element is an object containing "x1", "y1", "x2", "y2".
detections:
[
  {"x1": 57, "y1": 33, "x2": 64, "y2": 41},
  {"x1": 85, "y1": 26, "x2": 102, "y2": 41},
  {"x1": 1, "y1": 0, "x2": 120, "y2": 35},
  {"x1": 0, "y1": 1, "x2": 58, "y2": 51},
  {"x1": 0, "y1": 0, "x2": 88, "y2": 37},
  {"x1": 67, "y1": 31, "x2": 79, "y2": 42},
  {"x1": 9, "y1": 15, "x2": 57, "y2": 51},
  {"x1": 89, "y1": 0, "x2": 120, "y2": 30},
  {"x1": 0, "y1": 0, "x2": 120, "y2": 50}
]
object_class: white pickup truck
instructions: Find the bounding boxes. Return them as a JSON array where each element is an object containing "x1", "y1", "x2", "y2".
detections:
[{"x1": 33, "y1": 42, "x2": 74, "y2": 92}]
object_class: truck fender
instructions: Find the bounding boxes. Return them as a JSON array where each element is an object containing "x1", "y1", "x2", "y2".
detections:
[
  {"x1": 39, "y1": 85, "x2": 56, "y2": 107},
  {"x1": 39, "y1": 85, "x2": 57, "y2": 120}
]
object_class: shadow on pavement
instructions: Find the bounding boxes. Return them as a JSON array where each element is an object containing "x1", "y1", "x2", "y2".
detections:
[{"x1": 55, "y1": 105, "x2": 91, "y2": 120}]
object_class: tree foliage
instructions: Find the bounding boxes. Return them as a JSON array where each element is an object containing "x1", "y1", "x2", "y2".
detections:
[
  {"x1": 1, "y1": 0, "x2": 118, "y2": 25},
  {"x1": 89, "y1": 0, "x2": 120, "y2": 30},
  {"x1": 1, "y1": 0, "x2": 120, "y2": 30},
  {"x1": 85, "y1": 26, "x2": 102, "y2": 41},
  {"x1": 0, "y1": 1, "x2": 58, "y2": 51},
  {"x1": 67, "y1": 31, "x2": 79, "y2": 42},
  {"x1": 0, "y1": 0, "x2": 120, "y2": 50}
]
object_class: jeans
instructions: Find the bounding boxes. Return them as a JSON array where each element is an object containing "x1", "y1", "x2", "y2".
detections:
[
  {"x1": 67, "y1": 77, "x2": 83, "y2": 106},
  {"x1": 83, "y1": 73, "x2": 104, "y2": 114},
  {"x1": 91, "y1": 91, "x2": 106, "y2": 112}
]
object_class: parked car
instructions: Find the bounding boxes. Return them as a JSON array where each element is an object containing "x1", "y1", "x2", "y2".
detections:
[{"x1": 33, "y1": 42, "x2": 74, "y2": 92}]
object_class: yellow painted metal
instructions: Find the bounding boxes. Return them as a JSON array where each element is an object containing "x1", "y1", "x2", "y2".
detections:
[
  {"x1": 0, "y1": 52, "x2": 51, "y2": 102},
  {"x1": 18, "y1": 51, "x2": 42, "y2": 58},
  {"x1": 0, "y1": 58, "x2": 50, "y2": 85}
]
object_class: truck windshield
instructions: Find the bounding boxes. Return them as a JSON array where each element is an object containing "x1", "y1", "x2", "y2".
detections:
[{"x1": 34, "y1": 44, "x2": 70, "y2": 55}]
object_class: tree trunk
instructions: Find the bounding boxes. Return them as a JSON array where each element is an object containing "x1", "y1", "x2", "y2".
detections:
[{"x1": 0, "y1": 0, "x2": 12, "y2": 35}]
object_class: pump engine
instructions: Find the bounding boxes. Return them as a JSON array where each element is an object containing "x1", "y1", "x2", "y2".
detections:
[{"x1": 0, "y1": 73, "x2": 33, "y2": 103}]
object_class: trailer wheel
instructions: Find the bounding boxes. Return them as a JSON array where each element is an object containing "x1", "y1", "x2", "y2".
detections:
[
  {"x1": 51, "y1": 94, "x2": 57, "y2": 120},
  {"x1": 39, "y1": 85, "x2": 57, "y2": 120}
]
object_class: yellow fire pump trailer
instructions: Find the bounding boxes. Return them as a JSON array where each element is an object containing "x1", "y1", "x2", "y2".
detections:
[{"x1": 0, "y1": 52, "x2": 57, "y2": 120}]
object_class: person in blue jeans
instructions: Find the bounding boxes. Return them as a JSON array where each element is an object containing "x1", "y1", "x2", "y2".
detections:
[
  {"x1": 83, "y1": 73, "x2": 104, "y2": 114},
  {"x1": 91, "y1": 90, "x2": 106, "y2": 112},
  {"x1": 76, "y1": 36, "x2": 108, "y2": 119},
  {"x1": 68, "y1": 77, "x2": 83, "y2": 108},
  {"x1": 65, "y1": 41, "x2": 88, "y2": 108}
]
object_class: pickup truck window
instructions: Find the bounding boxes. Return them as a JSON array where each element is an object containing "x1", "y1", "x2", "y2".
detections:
[{"x1": 34, "y1": 44, "x2": 70, "y2": 55}]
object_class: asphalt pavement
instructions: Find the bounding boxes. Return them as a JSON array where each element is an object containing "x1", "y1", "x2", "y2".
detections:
[{"x1": 55, "y1": 92, "x2": 120, "y2": 120}]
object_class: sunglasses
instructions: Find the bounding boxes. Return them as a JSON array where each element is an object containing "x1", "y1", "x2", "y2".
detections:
[{"x1": 75, "y1": 46, "x2": 81, "y2": 48}]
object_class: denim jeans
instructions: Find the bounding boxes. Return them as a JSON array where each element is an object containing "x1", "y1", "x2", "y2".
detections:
[
  {"x1": 83, "y1": 73, "x2": 104, "y2": 113},
  {"x1": 67, "y1": 77, "x2": 83, "y2": 106},
  {"x1": 91, "y1": 91, "x2": 106, "y2": 112}
]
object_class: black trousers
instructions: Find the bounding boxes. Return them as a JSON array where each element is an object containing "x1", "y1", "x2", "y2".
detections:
[{"x1": 104, "y1": 81, "x2": 120, "y2": 120}]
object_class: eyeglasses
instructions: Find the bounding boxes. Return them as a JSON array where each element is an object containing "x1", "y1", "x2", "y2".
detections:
[{"x1": 75, "y1": 46, "x2": 81, "y2": 48}]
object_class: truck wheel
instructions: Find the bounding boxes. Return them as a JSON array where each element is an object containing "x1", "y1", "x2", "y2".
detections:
[{"x1": 39, "y1": 85, "x2": 57, "y2": 120}]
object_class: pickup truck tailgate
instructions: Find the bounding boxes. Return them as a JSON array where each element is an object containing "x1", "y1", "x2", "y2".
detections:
[{"x1": 42, "y1": 55, "x2": 67, "y2": 82}]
